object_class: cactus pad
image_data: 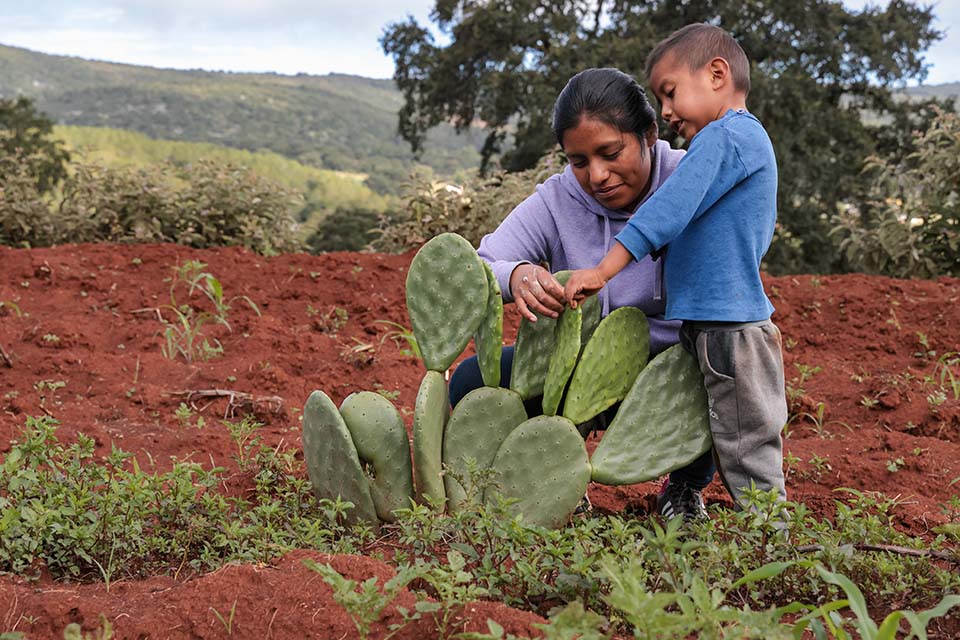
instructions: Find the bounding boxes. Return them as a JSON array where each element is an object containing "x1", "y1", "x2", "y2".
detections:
[
  {"x1": 486, "y1": 415, "x2": 591, "y2": 529},
  {"x1": 552, "y1": 270, "x2": 600, "y2": 346},
  {"x1": 339, "y1": 392, "x2": 414, "y2": 522},
  {"x1": 590, "y1": 344, "x2": 713, "y2": 485},
  {"x1": 542, "y1": 306, "x2": 582, "y2": 416},
  {"x1": 562, "y1": 307, "x2": 650, "y2": 424},
  {"x1": 302, "y1": 390, "x2": 378, "y2": 525},
  {"x1": 413, "y1": 370, "x2": 449, "y2": 505},
  {"x1": 510, "y1": 309, "x2": 558, "y2": 400},
  {"x1": 474, "y1": 261, "x2": 504, "y2": 387},
  {"x1": 443, "y1": 387, "x2": 527, "y2": 512},
  {"x1": 406, "y1": 233, "x2": 489, "y2": 371}
]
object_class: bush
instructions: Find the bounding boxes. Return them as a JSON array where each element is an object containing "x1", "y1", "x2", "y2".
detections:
[
  {"x1": 306, "y1": 206, "x2": 394, "y2": 253},
  {"x1": 374, "y1": 152, "x2": 565, "y2": 253},
  {"x1": 0, "y1": 155, "x2": 303, "y2": 254},
  {"x1": 0, "y1": 146, "x2": 59, "y2": 247},
  {"x1": 831, "y1": 107, "x2": 960, "y2": 278}
]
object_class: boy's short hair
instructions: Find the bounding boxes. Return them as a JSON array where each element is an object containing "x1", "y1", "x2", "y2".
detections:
[{"x1": 645, "y1": 23, "x2": 751, "y2": 96}]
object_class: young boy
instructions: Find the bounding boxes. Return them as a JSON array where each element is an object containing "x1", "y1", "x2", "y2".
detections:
[{"x1": 564, "y1": 23, "x2": 788, "y2": 516}]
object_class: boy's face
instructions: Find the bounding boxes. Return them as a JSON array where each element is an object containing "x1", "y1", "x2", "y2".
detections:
[{"x1": 649, "y1": 53, "x2": 727, "y2": 141}]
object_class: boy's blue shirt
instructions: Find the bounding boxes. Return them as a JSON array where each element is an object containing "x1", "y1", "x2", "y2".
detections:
[{"x1": 615, "y1": 109, "x2": 777, "y2": 322}]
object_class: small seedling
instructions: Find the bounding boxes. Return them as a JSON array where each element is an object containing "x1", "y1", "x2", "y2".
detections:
[
  {"x1": 885, "y1": 457, "x2": 905, "y2": 473},
  {"x1": 210, "y1": 599, "x2": 238, "y2": 636},
  {"x1": 0, "y1": 300, "x2": 22, "y2": 317},
  {"x1": 859, "y1": 395, "x2": 880, "y2": 409},
  {"x1": 223, "y1": 415, "x2": 264, "y2": 468},
  {"x1": 375, "y1": 320, "x2": 421, "y2": 359},
  {"x1": 158, "y1": 260, "x2": 260, "y2": 363},
  {"x1": 312, "y1": 306, "x2": 349, "y2": 333},
  {"x1": 42, "y1": 334, "x2": 60, "y2": 343},
  {"x1": 914, "y1": 331, "x2": 936, "y2": 359}
]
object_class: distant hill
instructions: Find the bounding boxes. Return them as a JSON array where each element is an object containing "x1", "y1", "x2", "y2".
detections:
[
  {"x1": 904, "y1": 82, "x2": 960, "y2": 101},
  {"x1": 0, "y1": 44, "x2": 483, "y2": 195}
]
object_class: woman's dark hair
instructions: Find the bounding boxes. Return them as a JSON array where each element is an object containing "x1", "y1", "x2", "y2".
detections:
[{"x1": 552, "y1": 68, "x2": 658, "y2": 148}]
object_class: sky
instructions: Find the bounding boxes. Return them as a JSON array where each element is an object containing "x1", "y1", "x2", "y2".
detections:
[{"x1": 0, "y1": 0, "x2": 958, "y2": 85}]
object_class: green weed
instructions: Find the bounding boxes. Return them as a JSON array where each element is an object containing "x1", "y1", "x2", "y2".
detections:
[{"x1": 159, "y1": 260, "x2": 260, "y2": 362}]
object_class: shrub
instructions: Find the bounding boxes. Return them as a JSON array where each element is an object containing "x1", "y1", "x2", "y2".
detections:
[
  {"x1": 0, "y1": 154, "x2": 303, "y2": 254},
  {"x1": 831, "y1": 107, "x2": 960, "y2": 278},
  {"x1": 375, "y1": 152, "x2": 565, "y2": 252},
  {"x1": 306, "y1": 206, "x2": 398, "y2": 253}
]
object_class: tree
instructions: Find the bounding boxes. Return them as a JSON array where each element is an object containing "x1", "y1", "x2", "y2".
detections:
[
  {"x1": 381, "y1": 0, "x2": 945, "y2": 273},
  {"x1": 0, "y1": 97, "x2": 70, "y2": 192}
]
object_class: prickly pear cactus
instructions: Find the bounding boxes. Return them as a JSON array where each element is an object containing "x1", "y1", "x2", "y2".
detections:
[
  {"x1": 413, "y1": 370, "x2": 449, "y2": 505},
  {"x1": 485, "y1": 415, "x2": 591, "y2": 529},
  {"x1": 562, "y1": 307, "x2": 650, "y2": 425},
  {"x1": 339, "y1": 392, "x2": 415, "y2": 522},
  {"x1": 509, "y1": 307, "x2": 557, "y2": 400},
  {"x1": 552, "y1": 270, "x2": 601, "y2": 347},
  {"x1": 474, "y1": 261, "x2": 504, "y2": 388},
  {"x1": 590, "y1": 344, "x2": 712, "y2": 485},
  {"x1": 443, "y1": 387, "x2": 527, "y2": 512},
  {"x1": 542, "y1": 306, "x2": 581, "y2": 416},
  {"x1": 302, "y1": 390, "x2": 379, "y2": 525},
  {"x1": 406, "y1": 233, "x2": 489, "y2": 372}
]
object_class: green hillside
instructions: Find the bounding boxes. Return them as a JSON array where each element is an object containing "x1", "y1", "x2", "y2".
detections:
[
  {"x1": 54, "y1": 125, "x2": 391, "y2": 234},
  {"x1": 0, "y1": 44, "x2": 483, "y2": 194}
]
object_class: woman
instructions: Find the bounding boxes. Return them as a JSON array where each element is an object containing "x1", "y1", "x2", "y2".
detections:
[{"x1": 449, "y1": 68, "x2": 714, "y2": 521}]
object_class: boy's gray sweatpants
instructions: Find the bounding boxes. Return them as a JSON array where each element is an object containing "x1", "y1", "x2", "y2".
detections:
[{"x1": 680, "y1": 319, "x2": 787, "y2": 507}]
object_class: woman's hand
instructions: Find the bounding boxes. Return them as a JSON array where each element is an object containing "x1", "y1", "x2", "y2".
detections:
[{"x1": 509, "y1": 264, "x2": 566, "y2": 322}]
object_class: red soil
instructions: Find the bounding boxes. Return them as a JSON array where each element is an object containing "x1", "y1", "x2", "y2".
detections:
[{"x1": 0, "y1": 243, "x2": 958, "y2": 638}]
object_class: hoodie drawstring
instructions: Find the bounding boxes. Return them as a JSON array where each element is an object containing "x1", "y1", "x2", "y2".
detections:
[{"x1": 601, "y1": 216, "x2": 611, "y2": 316}]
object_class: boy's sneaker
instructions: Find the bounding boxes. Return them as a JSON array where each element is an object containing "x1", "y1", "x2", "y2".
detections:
[
  {"x1": 656, "y1": 479, "x2": 707, "y2": 522},
  {"x1": 573, "y1": 493, "x2": 593, "y2": 516}
]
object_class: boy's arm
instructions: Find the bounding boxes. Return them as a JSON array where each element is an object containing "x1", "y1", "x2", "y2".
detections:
[
  {"x1": 563, "y1": 242, "x2": 633, "y2": 308},
  {"x1": 616, "y1": 125, "x2": 746, "y2": 260}
]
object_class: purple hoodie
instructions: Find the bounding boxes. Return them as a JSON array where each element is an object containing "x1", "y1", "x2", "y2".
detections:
[{"x1": 477, "y1": 139, "x2": 685, "y2": 355}]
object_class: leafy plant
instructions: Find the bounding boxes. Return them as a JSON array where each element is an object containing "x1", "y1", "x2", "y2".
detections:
[
  {"x1": 304, "y1": 560, "x2": 418, "y2": 640},
  {"x1": 832, "y1": 106, "x2": 960, "y2": 278},
  {"x1": 159, "y1": 260, "x2": 260, "y2": 362},
  {"x1": 375, "y1": 319, "x2": 422, "y2": 359}
]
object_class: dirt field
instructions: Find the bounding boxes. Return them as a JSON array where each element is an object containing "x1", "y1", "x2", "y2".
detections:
[{"x1": 0, "y1": 243, "x2": 957, "y2": 638}]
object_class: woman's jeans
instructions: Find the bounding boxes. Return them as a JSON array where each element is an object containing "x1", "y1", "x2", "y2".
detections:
[{"x1": 449, "y1": 346, "x2": 716, "y2": 490}]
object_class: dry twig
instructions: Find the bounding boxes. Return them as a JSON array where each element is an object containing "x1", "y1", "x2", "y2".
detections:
[
  {"x1": 796, "y1": 542, "x2": 957, "y2": 562},
  {"x1": 169, "y1": 388, "x2": 284, "y2": 419}
]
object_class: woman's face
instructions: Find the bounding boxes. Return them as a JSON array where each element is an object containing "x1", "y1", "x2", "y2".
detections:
[{"x1": 561, "y1": 116, "x2": 657, "y2": 212}]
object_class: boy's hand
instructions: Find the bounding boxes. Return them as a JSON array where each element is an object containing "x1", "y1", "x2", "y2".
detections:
[
  {"x1": 564, "y1": 268, "x2": 607, "y2": 309},
  {"x1": 509, "y1": 264, "x2": 566, "y2": 322}
]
